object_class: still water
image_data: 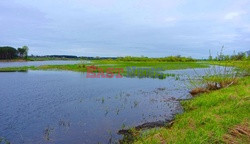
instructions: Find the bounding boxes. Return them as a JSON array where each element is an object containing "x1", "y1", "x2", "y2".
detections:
[
  {"x1": 0, "y1": 68, "x2": 210, "y2": 144},
  {"x1": 0, "y1": 61, "x2": 82, "y2": 68}
]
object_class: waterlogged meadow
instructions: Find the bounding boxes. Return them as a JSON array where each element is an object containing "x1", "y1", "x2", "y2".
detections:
[
  {"x1": 128, "y1": 61, "x2": 250, "y2": 144},
  {"x1": 0, "y1": 60, "x2": 204, "y2": 143},
  {"x1": 0, "y1": 69, "x2": 188, "y2": 143},
  {"x1": 0, "y1": 60, "x2": 249, "y2": 144}
]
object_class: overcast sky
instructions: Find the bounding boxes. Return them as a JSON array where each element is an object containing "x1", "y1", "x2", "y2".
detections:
[{"x1": 0, "y1": 0, "x2": 250, "y2": 58}]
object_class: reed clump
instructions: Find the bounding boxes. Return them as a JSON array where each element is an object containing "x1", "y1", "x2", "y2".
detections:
[{"x1": 189, "y1": 66, "x2": 239, "y2": 96}]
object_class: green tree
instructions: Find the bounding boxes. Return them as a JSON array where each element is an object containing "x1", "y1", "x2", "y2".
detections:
[
  {"x1": 18, "y1": 48, "x2": 25, "y2": 58},
  {"x1": 0, "y1": 46, "x2": 18, "y2": 59},
  {"x1": 208, "y1": 49, "x2": 213, "y2": 61},
  {"x1": 22, "y1": 46, "x2": 29, "y2": 59}
]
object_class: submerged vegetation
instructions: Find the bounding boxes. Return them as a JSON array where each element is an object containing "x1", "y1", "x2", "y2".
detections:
[
  {"x1": 0, "y1": 137, "x2": 10, "y2": 144},
  {"x1": 0, "y1": 60, "x2": 208, "y2": 80}
]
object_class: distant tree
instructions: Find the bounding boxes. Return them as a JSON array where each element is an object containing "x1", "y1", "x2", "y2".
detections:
[
  {"x1": 22, "y1": 46, "x2": 29, "y2": 59},
  {"x1": 214, "y1": 52, "x2": 219, "y2": 61},
  {"x1": 235, "y1": 52, "x2": 246, "y2": 60},
  {"x1": 176, "y1": 55, "x2": 181, "y2": 58},
  {"x1": 208, "y1": 49, "x2": 213, "y2": 61},
  {"x1": 18, "y1": 48, "x2": 25, "y2": 58},
  {"x1": 116, "y1": 56, "x2": 195, "y2": 62},
  {"x1": 218, "y1": 45, "x2": 224, "y2": 61},
  {"x1": 224, "y1": 55, "x2": 230, "y2": 61},
  {"x1": 0, "y1": 46, "x2": 18, "y2": 59},
  {"x1": 230, "y1": 52, "x2": 247, "y2": 61}
]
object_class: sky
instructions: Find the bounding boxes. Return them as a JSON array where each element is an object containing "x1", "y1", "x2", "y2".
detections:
[{"x1": 0, "y1": 0, "x2": 250, "y2": 58}]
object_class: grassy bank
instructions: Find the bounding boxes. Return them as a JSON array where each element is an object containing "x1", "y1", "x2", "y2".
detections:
[
  {"x1": 125, "y1": 62, "x2": 250, "y2": 144},
  {"x1": 130, "y1": 76, "x2": 249, "y2": 143}
]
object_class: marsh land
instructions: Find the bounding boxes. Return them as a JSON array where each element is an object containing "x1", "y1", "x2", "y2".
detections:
[{"x1": 0, "y1": 59, "x2": 249, "y2": 144}]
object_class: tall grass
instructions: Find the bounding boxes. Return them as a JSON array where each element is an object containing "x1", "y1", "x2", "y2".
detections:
[{"x1": 189, "y1": 65, "x2": 239, "y2": 96}]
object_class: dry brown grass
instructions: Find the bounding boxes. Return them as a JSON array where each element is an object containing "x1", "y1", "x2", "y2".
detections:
[
  {"x1": 223, "y1": 122, "x2": 250, "y2": 144},
  {"x1": 154, "y1": 133, "x2": 166, "y2": 144},
  {"x1": 219, "y1": 78, "x2": 239, "y2": 88},
  {"x1": 190, "y1": 87, "x2": 209, "y2": 96},
  {"x1": 190, "y1": 78, "x2": 239, "y2": 96}
]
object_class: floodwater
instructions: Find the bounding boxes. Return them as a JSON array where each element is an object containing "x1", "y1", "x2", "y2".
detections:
[
  {"x1": 0, "y1": 67, "x2": 217, "y2": 144},
  {"x1": 0, "y1": 60, "x2": 82, "y2": 68}
]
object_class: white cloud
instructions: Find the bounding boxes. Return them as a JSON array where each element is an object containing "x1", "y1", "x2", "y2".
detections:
[
  {"x1": 224, "y1": 11, "x2": 245, "y2": 20},
  {"x1": 164, "y1": 17, "x2": 177, "y2": 22}
]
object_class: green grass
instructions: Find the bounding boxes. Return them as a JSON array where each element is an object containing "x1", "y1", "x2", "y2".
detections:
[
  {"x1": 0, "y1": 66, "x2": 38, "y2": 72},
  {"x1": 209, "y1": 60, "x2": 250, "y2": 73},
  {"x1": 92, "y1": 60, "x2": 208, "y2": 70},
  {"x1": 0, "y1": 60, "x2": 208, "y2": 72},
  {"x1": 130, "y1": 76, "x2": 250, "y2": 144},
  {"x1": 0, "y1": 61, "x2": 208, "y2": 79},
  {"x1": 127, "y1": 61, "x2": 250, "y2": 144}
]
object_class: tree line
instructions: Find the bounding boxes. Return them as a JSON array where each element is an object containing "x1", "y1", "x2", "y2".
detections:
[
  {"x1": 116, "y1": 55, "x2": 196, "y2": 62},
  {"x1": 0, "y1": 46, "x2": 29, "y2": 60},
  {"x1": 208, "y1": 48, "x2": 249, "y2": 61}
]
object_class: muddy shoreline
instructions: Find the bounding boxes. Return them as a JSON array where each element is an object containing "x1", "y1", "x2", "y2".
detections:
[{"x1": 117, "y1": 97, "x2": 187, "y2": 143}]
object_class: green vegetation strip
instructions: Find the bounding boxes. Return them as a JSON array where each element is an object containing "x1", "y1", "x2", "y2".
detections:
[
  {"x1": 209, "y1": 60, "x2": 250, "y2": 74},
  {"x1": 0, "y1": 61, "x2": 208, "y2": 72}
]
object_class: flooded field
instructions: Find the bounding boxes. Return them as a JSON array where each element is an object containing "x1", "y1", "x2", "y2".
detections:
[{"x1": 0, "y1": 67, "x2": 216, "y2": 144}]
